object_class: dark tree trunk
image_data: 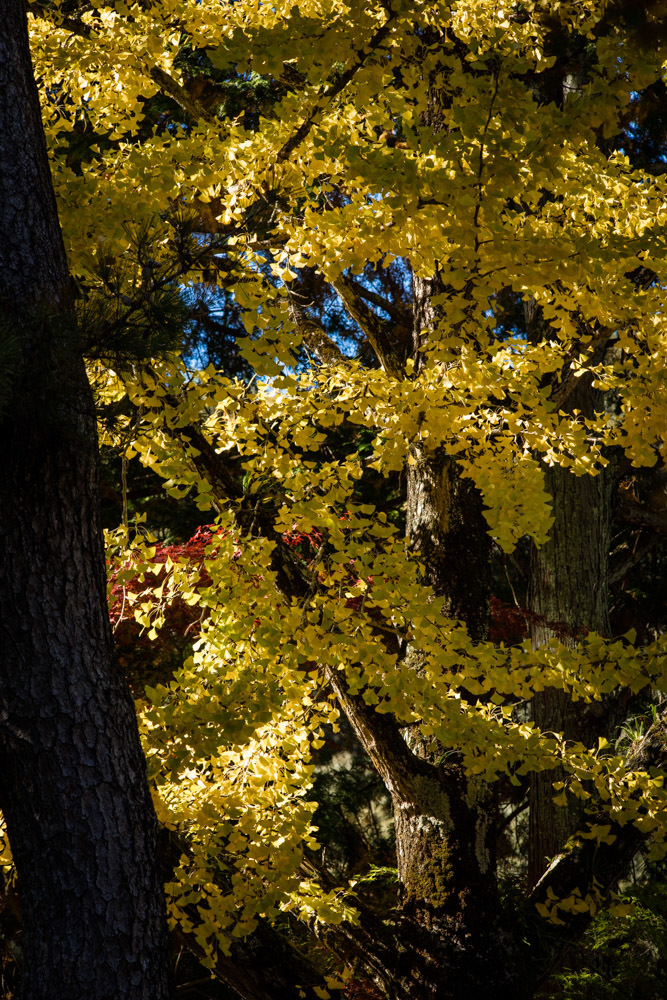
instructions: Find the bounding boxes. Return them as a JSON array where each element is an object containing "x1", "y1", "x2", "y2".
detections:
[
  {"x1": 527, "y1": 382, "x2": 615, "y2": 886},
  {"x1": 391, "y1": 767, "x2": 516, "y2": 1000},
  {"x1": 406, "y1": 452, "x2": 491, "y2": 642},
  {"x1": 408, "y1": 274, "x2": 491, "y2": 640},
  {"x1": 0, "y1": 6, "x2": 170, "y2": 998},
  {"x1": 361, "y1": 271, "x2": 521, "y2": 1000}
]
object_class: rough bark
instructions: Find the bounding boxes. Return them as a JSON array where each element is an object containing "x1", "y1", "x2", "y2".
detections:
[
  {"x1": 0, "y1": 6, "x2": 170, "y2": 998},
  {"x1": 332, "y1": 274, "x2": 407, "y2": 377},
  {"x1": 339, "y1": 269, "x2": 517, "y2": 999},
  {"x1": 322, "y1": 664, "x2": 518, "y2": 1000},
  {"x1": 406, "y1": 451, "x2": 491, "y2": 643},
  {"x1": 522, "y1": 48, "x2": 623, "y2": 888},
  {"x1": 527, "y1": 379, "x2": 616, "y2": 886},
  {"x1": 407, "y1": 274, "x2": 492, "y2": 641}
]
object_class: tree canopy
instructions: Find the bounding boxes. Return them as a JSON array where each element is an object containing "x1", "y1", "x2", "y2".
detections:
[{"x1": 3, "y1": 2, "x2": 667, "y2": 998}]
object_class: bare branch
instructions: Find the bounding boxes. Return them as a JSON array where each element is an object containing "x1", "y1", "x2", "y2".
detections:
[{"x1": 352, "y1": 283, "x2": 413, "y2": 329}]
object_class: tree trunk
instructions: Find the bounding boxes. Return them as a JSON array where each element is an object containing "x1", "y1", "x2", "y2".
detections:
[
  {"x1": 406, "y1": 452, "x2": 491, "y2": 643},
  {"x1": 366, "y1": 272, "x2": 520, "y2": 999},
  {"x1": 527, "y1": 382, "x2": 615, "y2": 886},
  {"x1": 0, "y1": 6, "x2": 170, "y2": 998},
  {"x1": 408, "y1": 274, "x2": 492, "y2": 640},
  {"x1": 391, "y1": 767, "x2": 517, "y2": 1000}
]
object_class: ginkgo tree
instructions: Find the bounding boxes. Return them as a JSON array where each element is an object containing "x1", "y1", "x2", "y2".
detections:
[{"x1": 10, "y1": 0, "x2": 667, "y2": 998}]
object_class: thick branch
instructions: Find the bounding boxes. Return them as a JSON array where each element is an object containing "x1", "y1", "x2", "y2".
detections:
[
  {"x1": 127, "y1": 378, "x2": 313, "y2": 601},
  {"x1": 147, "y1": 66, "x2": 217, "y2": 125},
  {"x1": 324, "y1": 665, "x2": 444, "y2": 805},
  {"x1": 353, "y1": 283, "x2": 414, "y2": 329},
  {"x1": 616, "y1": 497, "x2": 667, "y2": 535},
  {"x1": 332, "y1": 274, "x2": 406, "y2": 378},
  {"x1": 287, "y1": 297, "x2": 347, "y2": 365},
  {"x1": 548, "y1": 327, "x2": 612, "y2": 410},
  {"x1": 176, "y1": 422, "x2": 243, "y2": 502},
  {"x1": 609, "y1": 533, "x2": 663, "y2": 585},
  {"x1": 154, "y1": 409, "x2": 430, "y2": 797},
  {"x1": 171, "y1": 923, "x2": 319, "y2": 1000}
]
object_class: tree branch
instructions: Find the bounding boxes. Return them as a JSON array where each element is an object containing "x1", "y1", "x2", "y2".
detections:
[
  {"x1": 127, "y1": 378, "x2": 314, "y2": 601},
  {"x1": 609, "y1": 533, "x2": 663, "y2": 585},
  {"x1": 287, "y1": 295, "x2": 347, "y2": 365},
  {"x1": 548, "y1": 326, "x2": 612, "y2": 410},
  {"x1": 616, "y1": 497, "x2": 667, "y2": 535},
  {"x1": 324, "y1": 665, "x2": 445, "y2": 805},
  {"x1": 276, "y1": 13, "x2": 396, "y2": 163},
  {"x1": 170, "y1": 920, "x2": 323, "y2": 1000},
  {"x1": 174, "y1": 420, "x2": 315, "y2": 600},
  {"x1": 146, "y1": 65, "x2": 217, "y2": 125},
  {"x1": 26, "y1": 2, "x2": 216, "y2": 124},
  {"x1": 298, "y1": 854, "x2": 400, "y2": 994},
  {"x1": 332, "y1": 274, "x2": 406, "y2": 378},
  {"x1": 352, "y1": 283, "x2": 413, "y2": 329}
]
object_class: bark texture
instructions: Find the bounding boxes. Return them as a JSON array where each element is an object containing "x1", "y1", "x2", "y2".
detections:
[
  {"x1": 527, "y1": 380, "x2": 616, "y2": 886},
  {"x1": 406, "y1": 452, "x2": 491, "y2": 642},
  {"x1": 0, "y1": 6, "x2": 170, "y2": 998},
  {"x1": 407, "y1": 273, "x2": 492, "y2": 641},
  {"x1": 328, "y1": 268, "x2": 519, "y2": 1000}
]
